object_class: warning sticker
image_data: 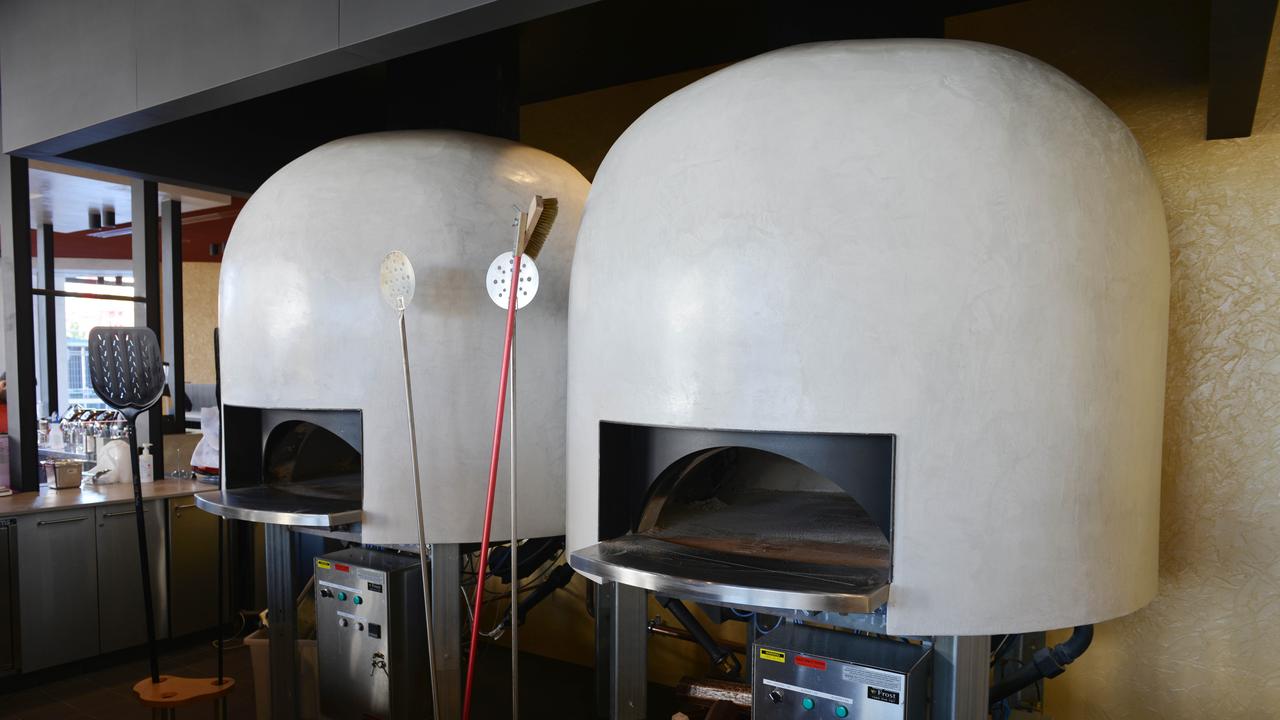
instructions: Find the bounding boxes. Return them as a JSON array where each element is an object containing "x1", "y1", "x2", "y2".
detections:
[
  {"x1": 795, "y1": 656, "x2": 827, "y2": 671},
  {"x1": 759, "y1": 648, "x2": 787, "y2": 664},
  {"x1": 316, "y1": 560, "x2": 332, "y2": 570}
]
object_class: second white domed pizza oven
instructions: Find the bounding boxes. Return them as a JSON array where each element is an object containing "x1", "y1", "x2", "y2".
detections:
[{"x1": 566, "y1": 40, "x2": 1169, "y2": 637}]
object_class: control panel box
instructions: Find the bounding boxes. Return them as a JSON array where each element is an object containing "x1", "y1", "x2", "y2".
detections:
[
  {"x1": 315, "y1": 548, "x2": 426, "y2": 720},
  {"x1": 752, "y1": 623, "x2": 930, "y2": 720}
]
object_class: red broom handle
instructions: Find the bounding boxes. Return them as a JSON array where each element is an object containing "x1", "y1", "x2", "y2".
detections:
[{"x1": 462, "y1": 252, "x2": 522, "y2": 720}]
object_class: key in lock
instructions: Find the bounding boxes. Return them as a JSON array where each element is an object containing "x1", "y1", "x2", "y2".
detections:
[{"x1": 370, "y1": 651, "x2": 389, "y2": 677}]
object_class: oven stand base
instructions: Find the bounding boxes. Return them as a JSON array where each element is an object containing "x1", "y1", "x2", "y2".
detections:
[
  {"x1": 593, "y1": 583, "x2": 991, "y2": 720},
  {"x1": 264, "y1": 530, "x2": 465, "y2": 720}
]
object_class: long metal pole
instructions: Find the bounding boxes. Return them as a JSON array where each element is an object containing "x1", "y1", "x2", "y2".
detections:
[
  {"x1": 400, "y1": 311, "x2": 441, "y2": 720},
  {"x1": 509, "y1": 326, "x2": 519, "y2": 720},
  {"x1": 127, "y1": 413, "x2": 160, "y2": 683}
]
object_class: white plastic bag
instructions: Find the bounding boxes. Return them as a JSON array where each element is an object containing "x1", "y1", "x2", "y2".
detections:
[
  {"x1": 87, "y1": 439, "x2": 132, "y2": 485},
  {"x1": 191, "y1": 407, "x2": 220, "y2": 471}
]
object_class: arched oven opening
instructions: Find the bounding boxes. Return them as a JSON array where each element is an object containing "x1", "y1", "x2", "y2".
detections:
[
  {"x1": 575, "y1": 423, "x2": 894, "y2": 614},
  {"x1": 263, "y1": 420, "x2": 361, "y2": 487},
  {"x1": 199, "y1": 406, "x2": 364, "y2": 528},
  {"x1": 638, "y1": 447, "x2": 890, "y2": 575}
]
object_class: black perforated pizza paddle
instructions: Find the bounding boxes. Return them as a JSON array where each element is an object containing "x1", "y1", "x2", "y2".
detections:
[{"x1": 88, "y1": 326, "x2": 165, "y2": 684}]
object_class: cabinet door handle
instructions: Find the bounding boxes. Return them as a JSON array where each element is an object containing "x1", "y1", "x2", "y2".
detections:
[
  {"x1": 103, "y1": 508, "x2": 148, "y2": 519},
  {"x1": 37, "y1": 516, "x2": 87, "y2": 526},
  {"x1": 173, "y1": 503, "x2": 197, "y2": 517}
]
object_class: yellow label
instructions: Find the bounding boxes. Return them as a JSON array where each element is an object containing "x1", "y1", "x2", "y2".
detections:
[
  {"x1": 759, "y1": 648, "x2": 786, "y2": 663},
  {"x1": 317, "y1": 560, "x2": 332, "y2": 570}
]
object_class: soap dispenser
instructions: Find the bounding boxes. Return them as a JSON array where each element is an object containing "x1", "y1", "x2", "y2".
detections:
[{"x1": 139, "y1": 443, "x2": 155, "y2": 483}]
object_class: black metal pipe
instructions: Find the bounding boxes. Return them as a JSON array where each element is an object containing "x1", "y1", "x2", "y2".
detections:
[
  {"x1": 499, "y1": 563, "x2": 576, "y2": 631},
  {"x1": 127, "y1": 413, "x2": 161, "y2": 683},
  {"x1": 656, "y1": 595, "x2": 741, "y2": 677},
  {"x1": 31, "y1": 286, "x2": 148, "y2": 302},
  {"x1": 989, "y1": 625, "x2": 1093, "y2": 707},
  {"x1": 217, "y1": 516, "x2": 225, "y2": 687}
]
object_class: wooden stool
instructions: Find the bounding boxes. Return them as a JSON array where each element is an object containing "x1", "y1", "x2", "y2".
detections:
[{"x1": 133, "y1": 674, "x2": 236, "y2": 719}]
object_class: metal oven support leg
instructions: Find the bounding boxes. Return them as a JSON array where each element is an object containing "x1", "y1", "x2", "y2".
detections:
[
  {"x1": 264, "y1": 524, "x2": 298, "y2": 720},
  {"x1": 431, "y1": 543, "x2": 462, "y2": 720},
  {"x1": 608, "y1": 582, "x2": 647, "y2": 720},
  {"x1": 931, "y1": 635, "x2": 989, "y2": 720},
  {"x1": 594, "y1": 583, "x2": 614, "y2": 719}
]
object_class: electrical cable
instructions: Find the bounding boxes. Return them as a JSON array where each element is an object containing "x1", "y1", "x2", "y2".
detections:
[
  {"x1": 990, "y1": 634, "x2": 1015, "y2": 666},
  {"x1": 755, "y1": 614, "x2": 785, "y2": 635}
]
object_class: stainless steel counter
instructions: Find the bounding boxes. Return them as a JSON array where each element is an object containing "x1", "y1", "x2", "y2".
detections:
[{"x1": 0, "y1": 479, "x2": 212, "y2": 517}]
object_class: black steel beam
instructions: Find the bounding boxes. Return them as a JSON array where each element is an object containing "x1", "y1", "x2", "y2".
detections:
[
  {"x1": 131, "y1": 179, "x2": 164, "y2": 473},
  {"x1": 1207, "y1": 0, "x2": 1280, "y2": 139},
  {"x1": 39, "y1": 223, "x2": 56, "y2": 416},
  {"x1": 47, "y1": 0, "x2": 1016, "y2": 193},
  {"x1": 161, "y1": 199, "x2": 184, "y2": 433},
  {"x1": 1, "y1": 157, "x2": 38, "y2": 491},
  {"x1": 31, "y1": 287, "x2": 145, "y2": 303}
]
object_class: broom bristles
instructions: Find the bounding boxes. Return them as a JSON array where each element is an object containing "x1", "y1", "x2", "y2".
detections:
[{"x1": 524, "y1": 197, "x2": 558, "y2": 260}]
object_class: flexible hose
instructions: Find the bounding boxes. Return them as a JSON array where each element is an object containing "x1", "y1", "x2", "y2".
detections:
[
  {"x1": 657, "y1": 595, "x2": 742, "y2": 677},
  {"x1": 989, "y1": 625, "x2": 1094, "y2": 707},
  {"x1": 462, "y1": 252, "x2": 523, "y2": 720}
]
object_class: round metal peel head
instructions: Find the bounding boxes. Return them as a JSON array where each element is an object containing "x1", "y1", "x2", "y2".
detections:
[
  {"x1": 486, "y1": 252, "x2": 539, "y2": 310},
  {"x1": 380, "y1": 250, "x2": 416, "y2": 311}
]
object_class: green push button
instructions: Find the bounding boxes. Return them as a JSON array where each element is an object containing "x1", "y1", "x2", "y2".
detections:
[
  {"x1": 353, "y1": 595, "x2": 363, "y2": 605},
  {"x1": 834, "y1": 706, "x2": 849, "y2": 718},
  {"x1": 337, "y1": 591, "x2": 347, "y2": 601},
  {"x1": 802, "y1": 698, "x2": 815, "y2": 711}
]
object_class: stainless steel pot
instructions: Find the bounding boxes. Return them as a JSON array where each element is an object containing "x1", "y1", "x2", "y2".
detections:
[{"x1": 42, "y1": 460, "x2": 82, "y2": 490}]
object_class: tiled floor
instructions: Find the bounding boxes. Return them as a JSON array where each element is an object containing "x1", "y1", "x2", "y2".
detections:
[
  {"x1": 0, "y1": 640, "x2": 255, "y2": 720},
  {"x1": 0, "y1": 637, "x2": 680, "y2": 719}
]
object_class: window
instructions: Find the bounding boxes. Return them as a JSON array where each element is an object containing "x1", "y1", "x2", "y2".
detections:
[{"x1": 34, "y1": 268, "x2": 137, "y2": 416}]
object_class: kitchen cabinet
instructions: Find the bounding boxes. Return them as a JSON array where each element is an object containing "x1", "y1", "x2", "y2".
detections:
[
  {"x1": 0, "y1": 518, "x2": 17, "y2": 674},
  {"x1": 169, "y1": 496, "x2": 225, "y2": 637},
  {"x1": 16, "y1": 507, "x2": 99, "y2": 672},
  {"x1": 96, "y1": 500, "x2": 168, "y2": 653}
]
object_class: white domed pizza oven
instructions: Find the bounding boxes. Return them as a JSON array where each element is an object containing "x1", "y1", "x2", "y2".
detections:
[
  {"x1": 202, "y1": 130, "x2": 588, "y2": 545},
  {"x1": 566, "y1": 39, "x2": 1169, "y2": 639}
]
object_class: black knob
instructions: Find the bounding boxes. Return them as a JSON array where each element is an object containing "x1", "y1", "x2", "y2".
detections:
[{"x1": 770, "y1": 690, "x2": 784, "y2": 703}]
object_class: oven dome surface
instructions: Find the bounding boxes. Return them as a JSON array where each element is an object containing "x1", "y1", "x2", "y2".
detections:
[
  {"x1": 220, "y1": 130, "x2": 588, "y2": 544},
  {"x1": 566, "y1": 40, "x2": 1169, "y2": 635}
]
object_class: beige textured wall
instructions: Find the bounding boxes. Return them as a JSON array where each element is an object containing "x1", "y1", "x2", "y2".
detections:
[
  {"x1": 182, "y1": 261, "x2": 220, "y2": 384},
  {"x1": 514, "y1": 1, "x2": 1280, "y2": 715},
  {"x1": 951, "y1": 1, "x2": 1280, "y2": 717}
]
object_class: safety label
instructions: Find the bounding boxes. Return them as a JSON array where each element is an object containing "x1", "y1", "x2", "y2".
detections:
[
  {"x1": 841, "y1": 664, "x2": 902, "y2": 690},
  {"x1": 759, "y1": 648, "x2": 787, "y2": 663}
]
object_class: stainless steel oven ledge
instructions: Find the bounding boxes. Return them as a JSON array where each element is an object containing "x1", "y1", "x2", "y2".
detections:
[
  {"x1": 570, "y1": 535, "x2": 890, "y2": 614},
  {"x1": 194, "y1": 479, "x2": 361, "y2": 528}
]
